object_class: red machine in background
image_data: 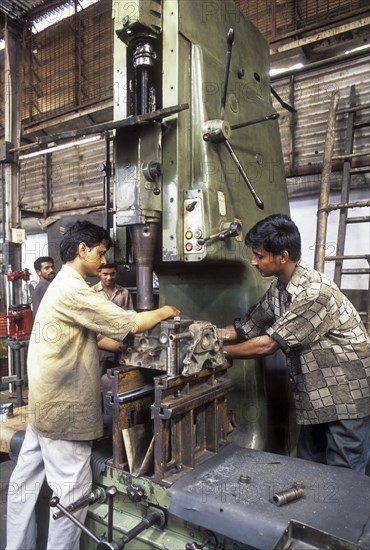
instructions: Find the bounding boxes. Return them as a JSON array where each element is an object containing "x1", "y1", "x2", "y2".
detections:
[
  {"x1": 1, "y1": 266, "x2": 33, "y2": 408},
  {"x1": 6, "y1": 305, "x2": 33, "y2": 341},
  {"x1": 1, "y1": 267, "x2": 33, "y2": 341}
]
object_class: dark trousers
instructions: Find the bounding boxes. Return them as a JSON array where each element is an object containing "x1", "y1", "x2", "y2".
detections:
[{"x1": 297, "y1": 416, "x2": 370, "y2": 474}]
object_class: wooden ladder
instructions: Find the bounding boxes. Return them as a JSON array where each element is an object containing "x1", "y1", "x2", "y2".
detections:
[{"x1": 315, "y1": 85, "x2": 370, "y2": 333}]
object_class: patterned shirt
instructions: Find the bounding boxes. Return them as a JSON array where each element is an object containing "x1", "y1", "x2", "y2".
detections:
[{"x1": 238, "y1": 261, "x2": 370, "y2": 425}]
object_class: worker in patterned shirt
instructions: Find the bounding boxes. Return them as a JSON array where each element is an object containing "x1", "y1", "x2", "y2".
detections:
[{"x1": 219, "y1": 213, "x2": 370, "y2": 473}]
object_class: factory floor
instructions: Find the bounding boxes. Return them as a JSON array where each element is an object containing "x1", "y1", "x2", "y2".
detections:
[
  {"x1": 0, "y1": 456, "x2": 15, "y2": 550},
  {"x1": 0, "y1": 384, "x2": 27, "y2": 550}
]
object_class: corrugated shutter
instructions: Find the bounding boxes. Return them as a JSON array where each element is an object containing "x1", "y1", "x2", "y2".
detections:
[
  {"x1": 272, "y1": 55, "x2": 370, "y2": 178},
  {"x1": 19, "y1": 155, "x2": 47, "y2": 214},
  {"x1": 49, "y1": 139, "x2": 106, "y2": 211},
  {"x1": 22, "y1": 0, "x2": 113, "y2": 123},
  {"x1": 235, "y1": 0, "x2": 368, "y2": 40},
  {"x1": 19, "y1": 138, "x2": 108, "y2": 214}
]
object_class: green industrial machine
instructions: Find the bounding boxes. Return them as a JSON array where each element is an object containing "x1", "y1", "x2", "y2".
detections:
[
  {"x1": 47, "y1": 1, "x2": 369, "y2": 549},
  {"x1": 112, "y1": 0, "x2": 292, "y2": 452}
]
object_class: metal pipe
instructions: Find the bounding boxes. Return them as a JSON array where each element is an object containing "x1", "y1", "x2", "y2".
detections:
[
  {"x1": 169, "y1": 331, "x2": 194, "y2": 342},
  {"x1": 106, "y1": 486, "x2": 117, "y2": 543},
  {"x1": 272, "y1": 484, "x2": 304, "y2": 506},
  {"x1": 49, "y1": 497, "x2": 100, "y2": 544},
  {"x1": 129, "y1": 223, "x2": 159, "y2": 311},
  {"x1": 103, "y1": 132, "x2": 111, "y2": 231},
  {"x1": 120, "y1": 511, "x2": 162, "y2": 545},
  {"x1": 52, "y1": 487, "x2": 106, "y2": 520}
]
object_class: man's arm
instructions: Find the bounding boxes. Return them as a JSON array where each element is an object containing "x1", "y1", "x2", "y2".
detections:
[
  {"x1": 224, "y1": 335, "x2": 279, "y2": 359},
  {"x1": 217, "y1": 325, "x2": 239, "y2": 342},
  {"x1": 131, "y1": 305, "x2": 180, "y2": 333},
  {"x1": 98, "y1": 306, "x2": 180, "y2": 349},
  {"x1": 98, "y1": 337, "x2": 122, "y2": 352}
]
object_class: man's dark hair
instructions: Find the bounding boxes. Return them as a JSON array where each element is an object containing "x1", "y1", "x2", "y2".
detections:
[
  {"x1": 34, "y1": 256, "x2": 54, "y2": 271},
  {"x1": 60, "y1": 220, "x2": 112, "y2": 262},
  {"x1": 245, "y1": 214, "x2": 301, "y2": 261},
  {"x1": 99, "y1": 262, "x2": 118, "y2": 271}
]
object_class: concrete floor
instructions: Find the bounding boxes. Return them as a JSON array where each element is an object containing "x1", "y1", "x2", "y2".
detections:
[{"x1": 0, "y1": 456, "x2": 15, "y2": 550}]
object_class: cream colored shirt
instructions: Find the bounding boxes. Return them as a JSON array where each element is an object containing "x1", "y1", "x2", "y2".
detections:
[{"x1": 28, "y1": 264, "x2": 138, "y2": 441}]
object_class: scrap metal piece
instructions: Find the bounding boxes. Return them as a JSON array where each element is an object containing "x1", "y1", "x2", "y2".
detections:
[{"x1": 272, "y1": 483, "x2": 305, "y2": 507}]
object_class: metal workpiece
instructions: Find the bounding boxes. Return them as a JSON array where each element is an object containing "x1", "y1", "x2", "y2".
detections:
[
  {"x1": 119, "y1": 319, "x2": 227, "y2": 377},
  {"x1": 102, "y1": 317, "x2": 232, "y2": 484},
  {"x1": 272, "y1": 483, "x2": 305, "y2": 507}
]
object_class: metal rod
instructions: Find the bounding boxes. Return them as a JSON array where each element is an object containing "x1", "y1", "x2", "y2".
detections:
[
  {"x1": 224, "y1": 140, "x2": 264, "y2": 210},
  {"x1": 49, "y1": 497, "x2": 100, "y2": 544},
  {"x1": 37, "y1": 104, "x2": 189, "y2": 145},
  {"x1": 106, "y1": 487, "x2": 117, "y2": 543},
  {"x1": 220, "y1": 29, "x2": 234, "y2": 118},
  {"x1": 169, "y1": 331, "x2": 193, "y2": 341},
  {"x1": 230, "y1": 113, "x2": 279, "y2": 131},
  {"x1": 120, "y1": 511, "x2": 162, "y2": 545},
  {"x1": 52, "y1": 487, "x2": 106, "y2": 520},
  {"x1": 104, "y1": 132, "x2": 111, "y2": 231},
  {"x1": 13, "y1": 343, "x2": 23, "y2": 407}
]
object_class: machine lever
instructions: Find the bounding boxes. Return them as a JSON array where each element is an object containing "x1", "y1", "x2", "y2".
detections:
[
  {"x1": 52, "y1": 487, "x2": 106, "y2": 520},
  {"x1": 197, "y1": 222, "x2": 241, "y2": 246},
  {"x1": 220, "y1": 28, "x2": 234, "y2": 118},
  {"x1": 50, "y1": 496, "x2": 101, "y2": 544},
  {"x1": 230, "y1": 112, "x2": 279, "y2": 131},
  {"x1": 96, "y1": 510, "x2": 164, "y2": 550},
  {"x1": 224, "y1": 140, "x2": 264, "y2": 210},
  {"x1": 37, "y1": 104, "x2": 189, "y2": 145}
]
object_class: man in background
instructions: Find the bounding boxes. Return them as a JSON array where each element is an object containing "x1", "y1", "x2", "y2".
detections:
[
  {"x1": 92, "y1": 262, "x2": 134, "y2": 373},
  {"x1": 92, "y1": 262, "x2": 133, "y2": 310},
  {"x1": 31, "y1": 256, "x2": 55, "y2": 317}
]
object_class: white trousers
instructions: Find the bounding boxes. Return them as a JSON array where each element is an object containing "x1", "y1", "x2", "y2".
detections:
[{"x1": 6, "y1": 425, "x2": 92, "y2": 550}]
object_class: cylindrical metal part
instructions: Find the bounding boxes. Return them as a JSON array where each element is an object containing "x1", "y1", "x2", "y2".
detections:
[
  {"x1": 140, "y1": 68, "x2": 149, "y2": 114},
  {"x1": 272, "y1": 484, "x2": 304, "y2": 506},
  {"x1": 52, "y1": 487, "x2": 106, "y2": 520},
  {"x1": 169, "y1": 331, "x2": 194, "y2": 342},
  {"x1": 129, "y1": 223, "x2": 159, "y2": 311},
  {"x1": 121, "y1": 511, "x2": 162, "y2": 544}
]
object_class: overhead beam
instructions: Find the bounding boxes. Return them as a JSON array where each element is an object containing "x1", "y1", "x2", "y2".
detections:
[{"x1": 270, "y1": 17, "x2": 370, "y2": 55}]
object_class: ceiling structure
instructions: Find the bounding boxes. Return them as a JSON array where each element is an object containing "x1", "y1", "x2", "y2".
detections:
[{"x1": 0, "y1": 0, "x2": 73, "y2": 24}]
